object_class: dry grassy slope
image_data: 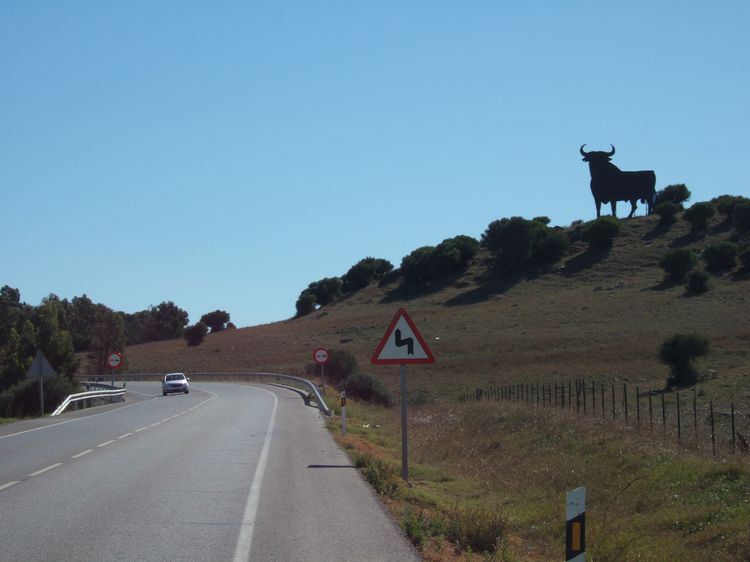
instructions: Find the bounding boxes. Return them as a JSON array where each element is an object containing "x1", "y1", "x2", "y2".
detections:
[{"x1": 125, "y1": 214, "x2": 750, "y2": 405}]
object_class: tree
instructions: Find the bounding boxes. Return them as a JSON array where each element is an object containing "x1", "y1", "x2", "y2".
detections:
[
  {"x1": 400, "y1": 246, "x2": 437, "y2": 286},
  {"x1": 200, "y1": 310, "x2": 231, "y2": 333},
  {"x1": 342, "y1": 257, "x2": 394, "y2": 293},
  {"x1": 307, "y1": 278, "x2": 343, "y2": 307},
  {"x1": 87, "y1": 305, "x2": 126, "y2": 374},
  {"x1": 143, "y1": 301, "x2": 189, "y2": 341},
  {"x1": 702, "y1": 241, "x2": 738, "y2": 272},
  {"x1": 184, "y1": 322, "x2": 208, "y2": 347},
  {"x1": 295, "y1": 291, "x2": 316, "y2": 317},
  {"x1": 481, "y1": 217, "x2": 536, "y2": 272},
  {"x1": 659, "y1": 333, "x2": 709, "y2": 387}
]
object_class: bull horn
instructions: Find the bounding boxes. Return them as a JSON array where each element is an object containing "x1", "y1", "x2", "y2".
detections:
[
  {"x1": 606, "y1": 144, "x2": 615, "y2": 156},
  {"x1": 580, "y1": 144, "x2": 589, "y2": 157}
]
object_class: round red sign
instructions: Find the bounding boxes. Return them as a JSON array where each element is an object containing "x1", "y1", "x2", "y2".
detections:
[
  {"x1": 312, "y1": 347, "x2": 330, "y2": 365},
  {"x1": 106, "y1": 352, "x2": 123, "y2": 369}
]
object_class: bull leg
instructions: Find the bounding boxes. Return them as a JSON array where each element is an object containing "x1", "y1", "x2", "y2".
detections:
[
  {"x1": 611, "y1": 201, "x2": 617, "y2": 218},
  {"x1": 595, "y1": 200, "x2": 601, "y2": 218},
  {"x1": 627, "y1": 200, "x2": 637, "y2": 218}
]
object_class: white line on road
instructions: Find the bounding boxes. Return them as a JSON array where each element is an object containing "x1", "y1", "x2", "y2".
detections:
[
  {"x1": 97, "y1": 440, "x2": 115, "y2": 448},
  {"x1": 233, "y1": 388, "x2": 278, "y2": 562},
  {"x1": 0, "y1": 481, "x2": 20, "y2": 491},
  {"x1": 135, "y1": 427, "x2": 148, "y2": 432},
  {"x1": 71, "y1": 449, "x2": 93, "y2": 459},
  {"x1": 29, "y1": 463, "x2": 62, "y2": 477},
  {"x1": 150, "y1": 422, "x2": 161, "y2": 427},
  {"x1": 161, "y1": 418, "x2": 171, "y2": 423},
  {"x1": 117, "y1": 433, "x2": 133, "y2": 439}
]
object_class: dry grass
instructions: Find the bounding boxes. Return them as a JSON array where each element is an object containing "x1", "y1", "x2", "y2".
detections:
[{"x1": 121, "y1": 212, "x2": 750, "y2": 559}]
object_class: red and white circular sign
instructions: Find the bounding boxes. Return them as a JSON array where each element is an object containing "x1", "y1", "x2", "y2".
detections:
[
  {"x1": 312, "y1": 347, "x2": 330, "y2": 365},
  {"x1": 106, "y1": 352, "x2": 123, "y2": 369}
]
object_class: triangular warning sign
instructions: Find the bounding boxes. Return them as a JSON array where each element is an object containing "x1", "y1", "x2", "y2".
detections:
[
  {"x1": 25, "y1": 350, "x2": 57, "y2": 379},
  {"x1": 371, "y1": 308, "x2": 435, "y2": 365}
]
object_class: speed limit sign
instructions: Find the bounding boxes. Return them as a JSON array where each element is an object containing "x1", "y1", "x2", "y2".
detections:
[
  {"x1": 106, "y1": 352, "x2": 123, "y2": 370},
  {"x1": 313, "y1": 347, "x2": 330, "y2": 365}
]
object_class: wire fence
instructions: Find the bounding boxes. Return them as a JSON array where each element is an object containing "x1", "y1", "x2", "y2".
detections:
[{"x1": 464, "y1": 379, "x2": 749, "y2": 457}]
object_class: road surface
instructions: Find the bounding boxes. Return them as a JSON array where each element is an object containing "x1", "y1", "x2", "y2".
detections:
[{"x1": 0, "y1": 381, "x2": 419, "y2": 561}]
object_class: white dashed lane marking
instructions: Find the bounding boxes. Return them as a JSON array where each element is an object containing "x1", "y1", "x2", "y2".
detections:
[
  {"x1": 117, "y1": 433, "x2": 133, "y2": 439},
  {"x1": 28, "y1": 463, "x2": 62, "y2": 477},
  {"x1": 71, "y1": 449, "x2": 93, "y2": 459},
  {"x1": 0, "y1": 481, "x2": 20, "y2": 491},
  {"x1": 97, "y1": 440, "x2": 116, "y2": 448}
]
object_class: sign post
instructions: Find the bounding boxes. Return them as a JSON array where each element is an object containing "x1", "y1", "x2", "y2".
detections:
[
  {"x1": 106, "y1": 352, "x2": 123, "y2": 387},
  {"x1": 313, "y1": 347, "x2": 330, "y2": 393},
  {"x1": 26, "y1": 351, "x2": 57, "y2": 417},
  {"x1": 371, "y1": 308, "x2": 435, "y2": 482},
  {"x1": 341, "y1": 391, "x2": 347, "y2": 435}
]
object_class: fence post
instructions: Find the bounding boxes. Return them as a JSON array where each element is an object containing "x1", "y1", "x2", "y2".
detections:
[
  {"x1": 693, "y1": 390, "x2": 698, "y2": 443},
  {"x1": 710, "y1": 401, "x2": 716, "y2": 456},
  {"x1": 576, "y1": 380, "x2": 581, "y2": 415},
  {"x1": 601, "y1": 384, "x2": 605, "y2": 418},
  {"x1": 582, "y1": 378, "x2": 587, "y2": 416},
  {"x1": 661, "y1": 393, "x2": 666, "y2": 429},
  {"x1": 611, "y1": 384, "x2": 616, "y2": 419},
  {"x1": 636, "y1": 386, "x2": 640, "y2": 429},
  {"x1": 561, "y1": 383, "x2": 565, "y2": 410},
  {"x1": 568, "y1": 380, "x2": 572, "y2": 410},
  {"x1": 731, "y1": 403, "x2": 736, "y2": 453},
  {"x1": 592, "y1": 380, "x2": 596, "y2": 412},
  {"x1": 649, "y1": 391, "x2": 653, "y2": 430},
  {"x1": 677, "y1": 393, "x2": 682, "y2": 445},
  {"x1": 623, "y1": 382, "x2": 629, "y2": 425}
]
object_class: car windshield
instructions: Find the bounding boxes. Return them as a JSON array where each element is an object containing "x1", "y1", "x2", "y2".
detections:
[{"x1": 166, "y1": 374, "x2": 184, "y2": 381}]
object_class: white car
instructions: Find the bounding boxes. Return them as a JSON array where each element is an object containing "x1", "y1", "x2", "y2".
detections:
[{"x1": 162, "y1": 372, "x2": 189, "y2": 396}]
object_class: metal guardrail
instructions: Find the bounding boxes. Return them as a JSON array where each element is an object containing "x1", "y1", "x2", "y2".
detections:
[
  {"x1": 190, "y1": 372, "x2": 333, "y2": 416},
  {"x1": 51, "y1": 386, "x2": 126, "y2": 416},
  {"x1": 74, "y1": 372, "x2": 333, "y2": 416}
]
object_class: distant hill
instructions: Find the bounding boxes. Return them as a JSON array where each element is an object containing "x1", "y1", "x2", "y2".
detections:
[{"x1": 124, "y1": 212, "x2": 750, "y2": 407}]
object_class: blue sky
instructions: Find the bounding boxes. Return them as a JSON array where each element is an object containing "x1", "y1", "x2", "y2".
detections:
[{"x1": 2, "y1": 2, "x2": 748, "y2": 328}]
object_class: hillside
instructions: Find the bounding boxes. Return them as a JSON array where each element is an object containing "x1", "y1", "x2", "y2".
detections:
[{"x1": 125, "y1": 213, "x2": 749, "y2": 407}]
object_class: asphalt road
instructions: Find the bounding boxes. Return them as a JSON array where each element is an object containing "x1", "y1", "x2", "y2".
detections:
[{"x1": 0, "y1": 381, "x2": 419, "y2": 562}]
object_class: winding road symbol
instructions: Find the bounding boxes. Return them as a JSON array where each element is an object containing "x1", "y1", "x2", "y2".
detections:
[{"x1": 394, "y1": 329, "x2": 414, "y2": 355}]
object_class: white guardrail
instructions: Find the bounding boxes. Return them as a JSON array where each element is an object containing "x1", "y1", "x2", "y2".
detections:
[{"x1": 51, "y1": 386, "x2": 126, "y2": 416}]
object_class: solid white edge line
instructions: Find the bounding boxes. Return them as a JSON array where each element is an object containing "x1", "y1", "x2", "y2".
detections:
[
  {"x1": 71, "y1": 449, "x2": 93, "y2": 459},
  {"x1": 28, "y1": 463, "x2": 62, "y2": 477},
  {"x1": 0, "y1": 481, "x2": 20, "y2": 491},
  {"x1": 232, "y1": 389, "x2": 278, "y2": 562}
]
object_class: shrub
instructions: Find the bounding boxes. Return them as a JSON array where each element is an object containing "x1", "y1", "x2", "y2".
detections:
[
  {"x1": 686, "y1": 270, "x2": 710, "y2": 295},
  {"x1": 581, "y1": 216, "x2": 620, "y2": 250},
  {"x1": 340, "y1": 372, "x2": 394, "y2": 407},
  {"x1": 0, "y1": 376, "x2": 80, "y2": 417},
  {"x1": 659, "y1": 249, "x2": 696, "y2": 281},
  {"x1": 183, "y1": 322, "x2": 208, "y2": 347},
  {"x1": 319, "y1": 348, "x2": 357, "y2": 384},
  {"x1": 307, "y1": 277, "x2": 343, "y2": 306},
  {"x1": 655, "y1": 184, "x2": 691, "y2": 208},
  {"x1": 533, "y1": 229, "x2": 570, "y2": 262},
  {"x1": 354, "y1": 453, "x2": 402, "y2": 497},
  {"x1": 446, "y1": 505, "x2": 507, "y2": 554},
  {"x1": 659, "y1": 333, "x2": 710, "y2": 387},
  {"x1": 481, "y1": 217, "x2": 537, "y2": 273},
  {"x1": 400, "y1": 246, "x2": 437, "y2": 286},
  {"x1": 683, "y1": 202, "x2": 716, "y2": 233},
  {"x1": 702, "y1": 241, "x2": 738, "y2": 272},
  {"x1": 654, "y1": 202, "x2": 680, "y2": 227},
  {"x1": 711, "y1": 195, "x2": 750, "y2": 220}
]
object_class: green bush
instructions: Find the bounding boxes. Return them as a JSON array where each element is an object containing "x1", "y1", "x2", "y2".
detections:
[
  {"x1": 711, "y1": 195, "x2": 750, "y2": 220},
  {"x1": 654, "y1": 202, "x2": 680, "y2": 227},
  {"x1": 581, "y1": 216, "x2": 620, "y2": 250},
  {"x1": 0, "y1": 376, "x2": 80, "y2": 417},
  {"x1": 659, "y1": 249, "x2": 696, "y2": 281},
  {"x1": 400, "y1": 236, "x2": 479, "y2": 286},
  {"x1": 655, "y1": 184, "x2": 691, "y2": 208},
  {"x1": 533, "y1": 229, "x2": 570, "y2": 262},
  {"x1": 481, "y1": 217, "x2": 536, "y2": 272},
  {"x1": 446, "y1": 505, "x2": 507, "y2": 554},
  {"x1": 683, "y1": 202, "x2": 716, "y2": 233},
  {"x1": 340, "y1": 372, "x2": 394, "y2": 407},
  {"x1": 686, "y1": 270, "x2": 710, "y2": 295},
  {"x1": 354, "y1": 453, "x2": 402, "y2": 497},
  {"x1": 659, "y1": 333, "x2": 710, "y2": 387},
  {"x1": 318, "y1": 349, "x2": 357, "y2": 384},
  {"x1": 183, "y1": 322, "x2": 208, "y2": 347},
  {"x1": 702, "y1": 241, "x2": 738, "y2": 272},
  {"x1": 400, "y1": 246, "x2": 437, "y2": 286}
]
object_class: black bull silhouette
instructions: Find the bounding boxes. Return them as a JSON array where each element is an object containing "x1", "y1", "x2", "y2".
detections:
[{"x1": 580, "y1": 145, "x2": 656, "y2": 218}]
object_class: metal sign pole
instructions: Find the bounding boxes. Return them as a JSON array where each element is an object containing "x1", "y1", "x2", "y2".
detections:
[
  {"x1": 39, "y1": 366, "x2": 44, "y2": 417},
  {"x1": 400, "y1": 363, "x2": 409, "y2": 482}
]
